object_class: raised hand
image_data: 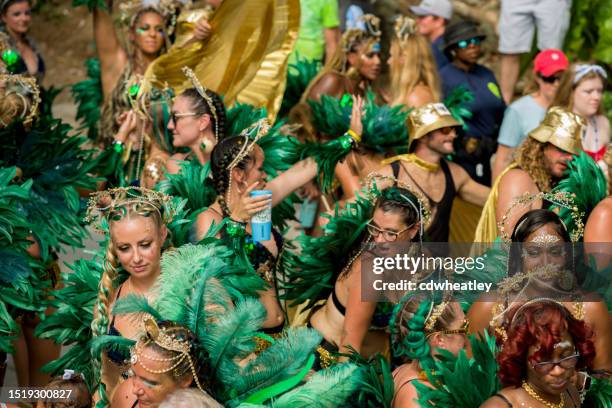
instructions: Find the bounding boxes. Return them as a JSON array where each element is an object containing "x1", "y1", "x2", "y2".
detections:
[
  {"x1": 229, "y1": 181, "x2": 272, "y2": 223},
  {"x1": 349, "y1": 94, "x2": 364, "y2": 138}
]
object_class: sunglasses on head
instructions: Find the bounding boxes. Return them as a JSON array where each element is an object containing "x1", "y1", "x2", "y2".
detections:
[
  {"x1": 537, "y1": 73, "x2": 562, "y2": 84},
  {"x1": 457, "y1": 37, "x2": 481, "y2": 49}
]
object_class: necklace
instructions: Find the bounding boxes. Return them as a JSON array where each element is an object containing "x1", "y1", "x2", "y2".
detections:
[
  {"x1": 407, "y1": 154, "x2": 440, "y2": 172},
  {"x1": 522, "y1": 381, "x2": 565, "y2": 408}
]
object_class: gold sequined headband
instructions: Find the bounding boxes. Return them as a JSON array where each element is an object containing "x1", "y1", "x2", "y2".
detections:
[
  {"x1": 424, "y1": 301, "x2": 449, "y2": 332},
  {"x1": 131, "y1": 318, "x2": 205, "y2": 392},
  {"x1": 394, "y1": 15, "x2": 417, "y2": 43},
  {"x1": 498, "y1": 191, "x2": 584, "y2": 242},
  {"x1": 181, "y1": 66, "x2": 219, "y2": 141},
  {"x1": 1, "y1": 73, "x2": 41, "y2": 126},
  {"x1": 84, "y1": 187, "x2": 175, "y2": 232},
  {"x1": 364, "y1": 172, "x2": 432, "y2": 235}
]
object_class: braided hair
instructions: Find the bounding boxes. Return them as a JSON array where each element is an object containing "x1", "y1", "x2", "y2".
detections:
[
  {"x1": 180, "y1": 88, "x2": 227, "y2": 141},
  {"x1": 390, "y1": 295, "x2": 459, "y2": 368},
  {"x1": 91, "y1": 201, "x2": 165, "y2": 405},
  {"x1": 210, "y1": 136, "x2": 255, "y2": 216}
]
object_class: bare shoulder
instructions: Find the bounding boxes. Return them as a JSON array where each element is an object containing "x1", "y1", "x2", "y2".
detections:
[
  {"x1": 585, "y1": 197, "x2": 612, "y2": 242},
  {"x1": 406, "y1": 85, "x2": 435, "y2": 107},
  {"x1": 194, "y1": 208, "x2": 222, "y2": 240},
  {"x1": 308, "y1": 72, "x2": 348, "y2": 101},
  {"x1": 166, "y1": 153, "x2": 188, "y2": 175},
  {"x1": 584, "y1": 300, "x2": 612, "y2": 325}
]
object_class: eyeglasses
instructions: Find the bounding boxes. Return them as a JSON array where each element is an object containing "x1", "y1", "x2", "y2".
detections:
[
  {"x1": 366, "y1": 221, "x2": 412, "y2": 242},
  {"x1": 426, "y1": 318, "x2": 469, "y2": 339},
  {"x1": 457, "y1": 37, "x2": 481, "y2": 49},
  {"x1": 537, "y1": 73, "x2": 562, "y2": 84},
  {"x1": 170, "y1": 111, "x2": 198, "y2": 123},
  {"x1": 532, "y1": 353, "x2": 580, "y2": 374}
]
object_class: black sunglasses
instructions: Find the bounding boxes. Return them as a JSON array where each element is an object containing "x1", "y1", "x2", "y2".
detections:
[{"x1": 538, "y1": 73, "x2": 562, "y2": 84}]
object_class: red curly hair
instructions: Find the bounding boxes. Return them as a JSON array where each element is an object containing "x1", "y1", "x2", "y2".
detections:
[{"x1": 497, "y1": 300, "x2": 595, "y2": 387}]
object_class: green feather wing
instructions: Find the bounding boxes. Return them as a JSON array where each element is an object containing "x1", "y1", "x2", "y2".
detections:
[
  {"x1": 361, "y1": 90, "x2": 409, "y2": 153},
  {"x1": 307, "y1": 94, "x2": 352, "y2": 138},
  {"x1": 278, "y1": 57, "x2": 321, "y2": 118},
  {"x1": 71, "y1": 58, "x2": 103, "y2": 141},
  {"x1": 415, "y1": 332, "x2": 500, "y2": 407},
  {"x1": 552, "y1": 152, "x2": 607, "y2": 241},
  {"x1": 226, "y1": 103, "x2": 267, "y2": 136},
  {"x1": 280, "y1": 189, "x2": 376, "y2": 309}
]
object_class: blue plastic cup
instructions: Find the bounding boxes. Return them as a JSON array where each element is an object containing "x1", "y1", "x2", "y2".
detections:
[
  {"x1": 299, "y1": 198, "x2": 318, "y2": 229},
  {"x1": 250, "y1": 190, "x2": 272, "y2": 242}
]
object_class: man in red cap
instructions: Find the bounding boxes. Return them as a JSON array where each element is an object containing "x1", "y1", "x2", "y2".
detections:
[{"x1": 492, "y1": 49, "x2": 569, "y2": 181}]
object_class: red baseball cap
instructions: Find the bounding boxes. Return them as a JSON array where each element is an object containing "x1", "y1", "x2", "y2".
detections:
[{"x1": 533, "y1": 49, "x2": 569, "y2": 77}]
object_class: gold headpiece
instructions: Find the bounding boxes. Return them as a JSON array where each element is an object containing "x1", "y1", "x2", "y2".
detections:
[
  {"x1": 181, "y1": 66, "x2": 219, "y2": 141},
  {"x1": 341, "y1": 13, "x2": 382, "y2": 54},
  {"x1": 118, "y1": 0, "x2": 190, "y2": 35},
  {"x1": 84, "y1": 187, "x2": 175, "y2": 232},
  {"x1": 0, "y1": 73, "x2": 41, "y2": 127},
  {"x1": 394, "y1": 15, "x2": 417, "y2": 43},
  {"x1": 364, "y1": 173, "x2": 432, "y2": 235},
  {"x1": 131, "y1": 318, "x2": 205, "y2": 392},
  {"x1": 498, "y1": 191, "x2": 584, "y2": 242},
  {"x1": 424, "y1": 301, "x2": 449, "y2": 332},
  {"x1": 528, "y1": 107, "x2": 586, "y2": 155},
  {"x1": 407, "y1": 103, "x2": 460, "y2": 150},
  {"x1": 223, "y1": 119, "x2": 270, "y2": 209}
]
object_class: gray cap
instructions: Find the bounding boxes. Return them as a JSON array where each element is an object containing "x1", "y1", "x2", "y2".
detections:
[{"x1": 409, "y1": 0, "x2": 453, "y2": 20}]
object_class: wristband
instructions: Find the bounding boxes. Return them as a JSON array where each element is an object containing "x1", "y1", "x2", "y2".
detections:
[
  {"x1": 346, "y1": 128, "x2": 361, "y2": 143},
  {"x1": 112, "y1": 140, "x2": 125, "y2": 154}
]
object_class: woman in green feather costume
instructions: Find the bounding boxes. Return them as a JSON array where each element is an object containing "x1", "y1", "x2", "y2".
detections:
[
  {"x1": 282, "y1": 179, "x2": 430, "y2": 369},
  {"x1": 390, "y1": 294, "x2": 468, "y2": 408},
  {"x1": 192, "y1": 105, "x2": 364, "y2": 333}
]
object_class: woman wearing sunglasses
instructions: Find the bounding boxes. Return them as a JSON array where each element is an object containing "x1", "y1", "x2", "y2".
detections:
[
  {"x1": 492, "y1": 49, "x2": 569, "y2": 182},
  {"x1": 480, "y1": 299, "x2": 594, "y2": 408},
  {"x1": 551, "y1": 63, "x2": 610, "y2": 172},
  {"x1": 439, "y1": 19, "x2": 506, "y2": 186},
  {"x1": 391, "y1": 295, "x2": 468, "y2": 408}
]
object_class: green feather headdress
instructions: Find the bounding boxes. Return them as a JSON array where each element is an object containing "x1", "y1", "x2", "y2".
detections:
[{"x1": 551, "y1": 151, "x2": 607, "y2": 241}]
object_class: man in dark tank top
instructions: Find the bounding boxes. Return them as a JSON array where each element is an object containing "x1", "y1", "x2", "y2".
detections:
[{"x1": 377, "y1": 102, "x2": 490, "y2": 243}]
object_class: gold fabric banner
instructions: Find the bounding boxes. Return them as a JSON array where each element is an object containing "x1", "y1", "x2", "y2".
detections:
[{"x1": 145, "y1": 0, "x2": 300, "y2": 121}]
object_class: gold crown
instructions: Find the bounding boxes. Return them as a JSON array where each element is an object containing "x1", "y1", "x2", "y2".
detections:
[
  {"x1": 0, "y1": 73, "x2": 41, "y2": 127},
  {"x1": 528, "y1": 107, "x2": 586, "y2": 155},
  {"x1": 118, "y1": 0, "x2": 190, "y2": 35},
  {"x1": 424, "y1": 301, "x2": 449, "y2": 332},
  {"x1": 394, "y1": 15, "x2": 417, "y2": 43},
  {"x1": 498, "y1": 191, "x2": 584, "y2": 242},
  {"x1": 341, "y1": 14, "x2": 382, "y2": 54},
  {"x1": 181, "y1": 66, "x2": 219, "y2": 141},
  {"x1": 84, "y1": 187, "x2": 175, "y2": 232},
  {"x1": 226, "y1": 118, "x2": 271, "y2": 171}
]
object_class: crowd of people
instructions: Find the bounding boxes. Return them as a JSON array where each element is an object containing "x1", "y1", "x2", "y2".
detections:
[{"x1": 0, "y1": 0, "x2": 611, "y2": 407}]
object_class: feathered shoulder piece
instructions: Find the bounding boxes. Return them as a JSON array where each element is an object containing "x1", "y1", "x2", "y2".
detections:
[
  {"x1": 71, "y1": 58, "x2": 102, "y2": 141},
  {"x1": 279, "y1": 186, "x2": 378, "y2": 309},
  {"x1": 551, "y1": 151, "x2": 607, "y2": 241},
  {"x1": 307, "y1": 90, "x2": 409, "y2": 153},
  {"x1": 414, "y1": 332, "x2": 500, "y2": 407},
  {"x1": 278, "y1": 56, "x2": 322, "y2": 119}
]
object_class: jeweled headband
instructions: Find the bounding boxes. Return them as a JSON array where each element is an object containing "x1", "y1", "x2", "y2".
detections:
[{"x1": 181, "y1": 66, "x2": 219, "y2": 141}]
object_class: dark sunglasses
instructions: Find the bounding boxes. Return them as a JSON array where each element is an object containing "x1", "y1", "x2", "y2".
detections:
[
  {"x1": 538, "y1": 73, "x2": 562, "y2": 84},
  {"x1": 532, "y1": 353, "x2": 580, "y2": 374},
  {"x1": 457, "y1": 37, "x2": 481, "y2": 49},
  {"x1": 437, "y1": 126, "x2": 456, "y2": 135}
]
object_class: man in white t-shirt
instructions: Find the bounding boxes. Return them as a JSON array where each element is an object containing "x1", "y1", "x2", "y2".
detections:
[{"x1": 491, "y1": 49, "x2": 569, "y2": 181}]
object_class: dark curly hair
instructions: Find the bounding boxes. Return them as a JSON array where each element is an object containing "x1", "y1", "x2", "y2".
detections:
[
  {"x1": 180, "y1": 88, "x2": 227, "y2": 141},
  {"x1": 497, "y1": 300, "x2": 595, "y2": 388},
  {"x1": 210, "y1": 136, "x2": 256, "y2": 216}
]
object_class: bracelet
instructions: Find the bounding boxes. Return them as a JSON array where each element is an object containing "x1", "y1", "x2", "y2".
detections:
[
  {"x1": 112, "y1": 140, "x2": 125, "y2": 154},
  {"x1": 226, "y1": 218, "x2": 246, "y2": 238},
  {"x1": 346, "y1": 129, "x2": 361, "y2": 143}
]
